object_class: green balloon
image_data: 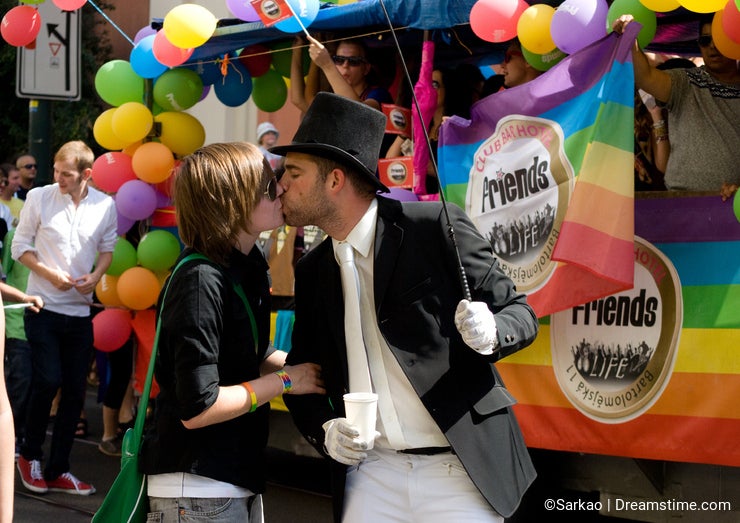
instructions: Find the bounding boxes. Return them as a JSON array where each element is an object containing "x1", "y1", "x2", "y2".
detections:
[
  {"x1": 252, "y1": 68, "x2": 288, "y2": 113},
  {"x1": 107, "y1": 238, "x2": 138, "y2": 276},
  {"x1": 521, "y1": 45, "x2": 567, "y2": 72},
  {"x1": 153, "y1": 68, "x2": 204, "y2": 112},
  {"x1": 607, "y1": 0, "x2": 657, "y2": 50},
  {"x1": 95, "y1": 60, "x2": 145, "y2": 107},
  {"x1": 733, "y1": 189, "x2": 740, "y2": 224},
  {"x1": 270, "y1": 40, "x2": 309, "y2": 78},
  {"x1": 137, "y1": 230, "x2": 181, "y2": 272}
]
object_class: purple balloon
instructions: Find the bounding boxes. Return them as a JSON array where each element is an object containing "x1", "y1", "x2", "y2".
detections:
[
  {"x1": 116, "y1": 180, "x2": 158, "y2": 221},
  {"x1": 226, "y1": 0, "x2": 261, "y2": 22},
  {"x1": 134, "y1": 25, "x2": 157, "y2": 44},
  {"x1": 386, "y1": 187, "x2": 419, "y2": 202},
  {"x1": 116, "y1": 210, "x2": 136, "y2": 236},
  {"x1": 550, "y1": 0, "x2": 609, "y2": 55}
]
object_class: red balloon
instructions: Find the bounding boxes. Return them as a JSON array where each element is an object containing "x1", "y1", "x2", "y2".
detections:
[
  {"x1": 723, "y1": 0, "x2": 740, "y2": 45},
  {"x1": 1, "y1": 5, "x2": 42, "y2": 47},
  {"x1": 93, "y1": 308, "x2": 132, "y2": 352},
  {"x1": 238, "y1": 45, "x2": 272, "y2": 77},
  {"x1": 152, "y1": 30, "x2": 194, "y2": 68},
  {"x1": 470, "y1": 0, "x2": 528, "y2": 43},
  {"x1": 92, "y1": 152, "x2": 137, "y2": 194}
]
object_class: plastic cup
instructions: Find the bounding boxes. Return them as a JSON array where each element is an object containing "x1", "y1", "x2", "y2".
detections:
[{"x1": 343, "y1": 392, "x2": 378, "y2": 449}]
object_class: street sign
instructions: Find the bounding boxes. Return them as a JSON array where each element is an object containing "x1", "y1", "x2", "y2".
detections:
[{"x1": 16, "y1": 2, "x2": 81, "y2": 101}]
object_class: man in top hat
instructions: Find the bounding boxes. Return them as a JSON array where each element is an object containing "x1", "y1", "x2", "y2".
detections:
[{"x1": 275, "y1": 92, "x2": 539, "y2": 522}]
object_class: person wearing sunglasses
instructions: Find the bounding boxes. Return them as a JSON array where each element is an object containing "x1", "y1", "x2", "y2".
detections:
[
  {"x1": 13, "y1": 153, "x2": 37, "y2": 202},
  {"x1": 500, "y1": 39, "x2": 542, "y2": 89},
  {"x1": 612, "y1": 14, "x2": 740, "y2": 199},
  {"x1": 139, "y1": 142, "x2": 324, "y2": 523}
]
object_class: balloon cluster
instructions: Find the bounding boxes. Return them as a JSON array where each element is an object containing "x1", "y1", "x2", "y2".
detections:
[{"x1": 469, "y1": 0, "x2": 740, "y2": 71}]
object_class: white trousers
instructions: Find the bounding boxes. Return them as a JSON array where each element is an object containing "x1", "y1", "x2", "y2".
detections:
[{"x1": 342, "y1": 447, "x2": 503, "y2": 523}]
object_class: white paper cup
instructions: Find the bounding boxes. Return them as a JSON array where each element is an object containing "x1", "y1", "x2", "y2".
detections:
[{"x1": 343, "y1": 392, "x2": 378, "y2": 449}]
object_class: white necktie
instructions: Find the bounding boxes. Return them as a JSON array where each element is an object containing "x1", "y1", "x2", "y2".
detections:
[{"x1": 335, "y1": 242, "x2": 373, "y2": 393}]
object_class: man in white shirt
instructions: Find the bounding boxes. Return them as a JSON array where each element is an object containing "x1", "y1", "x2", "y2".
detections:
[{"x1": 12, "y1": 141, "x2": 118, "y2": 496}]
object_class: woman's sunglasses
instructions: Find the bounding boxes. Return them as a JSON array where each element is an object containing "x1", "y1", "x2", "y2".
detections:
[
  {"x1": 332, "y1": 55, "x2": 367, "y2": 67},
  {"x1": 696, "y1": 35, "x2": 713, "y2": 48},
  {"x1": 504, "y1": 49, "x2": 523, "y2": 63},
  {"x1": 264, "y1": 176, "x2": 278, "y2": 201}
]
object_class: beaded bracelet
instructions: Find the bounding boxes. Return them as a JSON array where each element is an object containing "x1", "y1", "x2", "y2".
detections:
[
  {"x1": 656, "y1": 135, "x2": 669, "y2": 142},
  {"x1": 241, "y1": 381, "x2": 258, "y2": 412},
  {"x1": 275, "y1": 370, "x2": 293, "y2": 393}
]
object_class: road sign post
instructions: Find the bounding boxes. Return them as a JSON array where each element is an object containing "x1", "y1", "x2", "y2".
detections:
[{"x1": 16, "y1": 2, "x2": 81, "y2": 101}]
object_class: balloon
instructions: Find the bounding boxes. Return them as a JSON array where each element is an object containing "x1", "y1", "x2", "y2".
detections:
[
  {"x1": 93, "y1": 108, "x2": 130, "y2": 151},
  {"x1": 238, "y1": 44, "x2": 272, "y2": 77},
  {"x1": 131, "y1": 142, "x2": 175, "y2": 184},
  {"x1": 95, "y1": 274, "x2": 124, "y2": 308},
  {"x1": 1, "y1": 5, "x2": 42, "y2": 47},
  {"x1": 134, "y1": 25, "x2": 157, "y2": 43},
  {"x1": 163, "y1": 3, "x2": 217, "y2": 49},
  {"x1": 517, "y1": 4, "x2": 556, "y2": 54},
  {"x1": 214, "y1": 60, "x2": 253, "y2": 107},
  {"x1": 152, "y1": 30, "x2": 194, "y2": 68},
  {"x1": 712, "y1": 10, "x2": 740, "y2": 59},
  {"x1": 153, "y1": 68, "x2": 203, "y2": 112},
  {"x1": 607, "y1": 0, "x2": 657, "y2": 49},
  {"x1": 137, "y1": 230, "x2": 181, "y2": 272},
  {"x1": 117, "y1": 211, "x2": 136, "y2": 236},
  {"x1": 94, "y1": 60, "x2": 145, "y2": 107},
  {"x1": 270, "y1": 40, "x2": 295, "y2": 78},
  {"x1": 638, "y1": 0, "x2": 680, "y2": 12},
  {"x1": 93, "y1": 309, "x2": 132, "y2": 352},
  {"x1": 184, "y1": 59, "x2": 222, "y2": 86},
  {"x1": 470, "y1": 0, "x2": 528, "y2": 43},
  {"x1": 252, "y1": 69, "x2": 288, "y2": 112},
  {"x1": 226, "y1": 0, "x2": 261, "y2": 21},
  {"x1": 550, "y1": 0, "x2": 609, "y2": 55},
  {"x1": 53, "y1": 0, "x2": 87, "y2": 9},
  {"x1": 117, "y1": 267, "x2": 161, "y2": 311},
  {"x1": 723, "y1": 0, "x2": 740, "y2": 44},
  {"x1": 521, "y1": 45, "x2": 567, "y2": 71},
  {"x1": 111, "y1": 102, "x2": 153, "y2": 144},
  {"x1": 92, "y1": 152, "x2": 137, "y2": 193},
  {"x1": 107, "y1": 237, "x2": 138, "y2": 276},
  {"x1": 116, "y1": 180, "x2": 158, "y2": 221},
  {"x1": 155, "y1": 112, "x2": 206, "y2": 156},
  {"x1": 734, "y1": 189, "x2": 740, "y2": 224},
  {"x1": 275, "y1": 0, "x2": 321, "y2": 34},
  {"x1": 130, "y1": 34, "x2": 167, "y2": 79},
  {"x1": 677, "y1": 0, "x2": 726, "y2": 13}
]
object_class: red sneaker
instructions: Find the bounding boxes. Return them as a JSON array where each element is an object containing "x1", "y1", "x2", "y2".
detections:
[
  {"x1": 17, "y1": 456, "x2": 48, "y2": 494},
  {"x1": 46, "y1": 472, "x2": 96, "y2": 495}
]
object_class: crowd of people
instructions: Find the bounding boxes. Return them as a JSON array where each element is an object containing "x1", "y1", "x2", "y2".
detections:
[{"x1": 1, "y1": 10, "x2": 739, "y2": 523}]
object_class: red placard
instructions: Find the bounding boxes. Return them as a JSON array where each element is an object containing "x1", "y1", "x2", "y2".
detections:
[
  {"x1": 378, "y1": 157, "x2": 413, "y2": 189},
  {"x1": 381, "y1": 104, "x2": 412, "y2": 136},
  {"x1": 250, "y1": 0, "x2": 293, "y2": 26}
]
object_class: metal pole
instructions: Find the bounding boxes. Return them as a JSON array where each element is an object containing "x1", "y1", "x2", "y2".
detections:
[{"x1": 28, "y1": 99, "x2": 52, "y2": 187}]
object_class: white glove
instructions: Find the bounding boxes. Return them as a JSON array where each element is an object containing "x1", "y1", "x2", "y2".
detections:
[
  {"x1": 454, "y1": 299, "x2": 498, "y2": 355},
  {"x1": 322, "y1": 418, "x2": 368, "y2": 466}
]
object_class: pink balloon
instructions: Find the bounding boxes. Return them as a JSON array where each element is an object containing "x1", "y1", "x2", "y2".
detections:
[
  {"x1": 723, "y1": 0, "x2": 740, "y2": 45},
  {"x1": 152, "y1": 30, "x2": 194, "y2": 68},
  {"x1": 550, "y1": 0, "x2": 609, "y2": 55},
  {"x1": 1, "y1": 5, "x2": 42, "y2": 47},
  {"x1": 470, "y1": 0, "x2": 528, "y2": 43},
  {"x1": 116, "y1": 180, "x2": 158, "y2": 220},
  {"x1": 52, "y1": 0, "x2": 87, "y2": 10},
  {"x1": 226, "y1": 0, "x2": 261, "y2": 22},
  {"x1": 92, "y1": 152, "x2": 137, "y2": 194}
]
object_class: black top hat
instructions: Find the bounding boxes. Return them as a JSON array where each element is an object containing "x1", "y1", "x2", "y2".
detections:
[{"x1": 270, "y1": 92, "x2": 389, "y2": 193}]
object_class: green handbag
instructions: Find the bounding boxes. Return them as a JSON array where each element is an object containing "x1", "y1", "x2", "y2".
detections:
[{"x1": 91, "y1": 253, "x2": 208, "y2": 523}]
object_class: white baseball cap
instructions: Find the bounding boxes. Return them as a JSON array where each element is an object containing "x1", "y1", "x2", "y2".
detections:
[{"x1": 257, "y1": 122, "x2": 279, "y2": 142}]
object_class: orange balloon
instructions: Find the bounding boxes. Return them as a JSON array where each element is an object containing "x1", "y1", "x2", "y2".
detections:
[
  {"x1": 132, "y1": 141, "x2": 176, "y2": 184},
  {"x1": 117, "y1": 266, "x2": 161, "y2": 310},
  {"x1": 712, "y1": 11, "x2": 740, "y2": 60},
  {"x1": 96, "y1": 274, "x2": 124, "y2": 308}
]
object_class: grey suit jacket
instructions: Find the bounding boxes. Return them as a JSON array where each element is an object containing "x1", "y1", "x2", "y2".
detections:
[{"x1": 284, "y1": 196, "x2": 539, "y2": 520}]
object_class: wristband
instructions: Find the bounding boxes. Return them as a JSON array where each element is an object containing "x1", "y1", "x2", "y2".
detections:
[
  {"x1": 241, "y1": 381, "x2": 258, "y2": 412},
  {"x1": 275, "y1": 370, "x2": 293, "y2": 393}
]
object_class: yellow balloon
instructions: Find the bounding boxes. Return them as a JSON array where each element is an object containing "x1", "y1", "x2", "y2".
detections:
[
  {"x1": 639, "y1": 0, "x2": 680, "y2": 12},
  {"x1": 678, "y1": 0, "x2": 725, "y2": 13},
  {"x1": 94, "y1": 109, "x2": 129, "y2": 151},
  {"x1": 112, "y1": 102, "x2": 153, "y2": 144},
  {"x1": 154, "y1": 111, "x2": 206, "y2": 157},
  {"x1": 712, "y1": 10, "x2": 740, "y2": 59},
  {"x1": 163, "y1": 4, "x2": 216, "y2": 49},
  {"x1": 517, "y1": 4, "x2": 556, "y2": 55}
]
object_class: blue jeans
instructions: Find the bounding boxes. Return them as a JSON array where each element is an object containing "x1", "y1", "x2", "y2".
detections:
[
  {"x1": 4, "y1": 338, "x2": 33, "y2": 441},
  {"x1": 21, "y1": 309, "x2": 93, "y2": 479},
  {"x1": 147, "y1": 495, "x2": 262, "y2": 522}
]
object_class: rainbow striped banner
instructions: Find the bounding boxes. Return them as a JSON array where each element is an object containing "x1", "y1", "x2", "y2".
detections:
[
  {"x1": 437, "y1": 25, "x2": 639, "y2": 318},
  {"x1": 499, "y1": 194, "x2": 740, "y2": 466}
]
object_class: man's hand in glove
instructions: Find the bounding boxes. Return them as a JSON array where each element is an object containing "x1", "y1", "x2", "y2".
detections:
[
  {"x1": 454, "y1": 299, "x2": 498, "y2": 355},
  {"x1": 322, "y1": 418, "x2": 368, "y2": 466}
]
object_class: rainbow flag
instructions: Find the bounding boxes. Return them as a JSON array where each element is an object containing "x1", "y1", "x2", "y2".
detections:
[
  {"x1": 437, "y1": 25, "x2": 640, "y2": 318},
  {"x1": 498, "y1": 194, "x2": 740, "y2": 466}
]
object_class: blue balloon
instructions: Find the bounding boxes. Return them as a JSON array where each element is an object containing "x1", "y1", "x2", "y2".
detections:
[
  {"x1": 275, "y1": 0, "x2": 319, "y2": 34},
  {"x1": 184, "y1": 58, "x2": 222, "y2": 86},
  {"x1": 130, "y1": 34, "x2": 167, "y2": 79},
  {"x1": 214, "y1": 60, "x2": 253, "y2": 107}
]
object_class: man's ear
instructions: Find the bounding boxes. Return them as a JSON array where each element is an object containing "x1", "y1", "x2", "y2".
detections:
[
  {"x1": 81, "y1": 167, "x2": 93, "y2": 181},
  {"x1": 326, "y1": 167, "x2": 347, "y2": 193}
]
